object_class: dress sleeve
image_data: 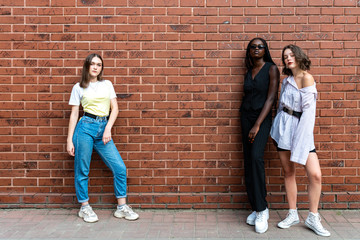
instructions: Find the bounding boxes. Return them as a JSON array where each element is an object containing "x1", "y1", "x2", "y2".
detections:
[{"x1": 290, "y1": 85, "x2": 317, "y2": 165}]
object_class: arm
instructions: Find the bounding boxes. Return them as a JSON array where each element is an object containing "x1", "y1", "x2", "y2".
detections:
[
  {"x1": 276, "y1": 78, "x2": 287, "y2": 113},
  {"x1": 290, "y1": 85, "x2": 317, "y2": 164},
  {"x1": 248, "y1": 65, "x2": 280, "y2": 142},
  {"x1": 67, "y1": 105, "x2": 79, "y2": 156},
  {"x1": 102, "y1": 98, "x2": 119, "y2": 145},
  {"x1": 290, "y1": 74, "x2": 317, "y2": 164}
]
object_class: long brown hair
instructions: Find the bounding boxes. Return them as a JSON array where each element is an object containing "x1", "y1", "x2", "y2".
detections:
[
  {"x1": 282, "y1": 45, "x2": 311, "y2": 76},
  {"x1": 80, "y1": 53, "x2": 104, "y2": 88}
]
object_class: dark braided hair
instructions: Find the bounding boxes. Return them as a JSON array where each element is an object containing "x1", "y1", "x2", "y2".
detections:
[{"x1": 245, "y1": 38, "x2": 275, "y2": 71}]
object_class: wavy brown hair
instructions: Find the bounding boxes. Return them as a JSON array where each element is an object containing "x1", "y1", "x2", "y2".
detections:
[
  {"x1": 282, "y1": 44, "x2": 311, "y2": 76},
  {"x1": 80, "y1": 53, "x2": 104, "y2": 88}
]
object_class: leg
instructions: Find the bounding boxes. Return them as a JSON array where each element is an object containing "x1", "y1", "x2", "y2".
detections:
[
  {"x1": 73, "y1": 120, "x2": 94, "y2": 204},
  {"x1": 251, "y1": 118, "x2": 271, "y2": 234},
  {"x1": 241, "y1": 112, "x2": 259, "y2": 226},
  {"x1": 249, "y1": 117, "x2": 271, "y2": 212},
  {"x1": 279, "y1": 151, "x2": 297, "y2": 209},
  {"x1": 118, "y1": 198, "x2": 126, "y2": 205},
  {"x1": 73, "y1": 119, "x2": 99, "y2": 223},
  {"x1": 94, "y1": 139, "x2": 127, "y2": 199},
  {"x1": 305, "y1": 152, "x2": 322, "y2": 213},
  {"x1": 242, "y1": 114, "x2": 271, "y2": 233},
  {"x1": 95, "y1": 138, "x2": 140, "y2": 221},
  {"x1": 304, "y1": 153, "x2": 330, "y2": 237},
  {"x1": 241, "y1": 112, "x2": 256, "y2": 210},
  {"x1": 277, "y1": 151, "x2": 300, "y2": 229}
]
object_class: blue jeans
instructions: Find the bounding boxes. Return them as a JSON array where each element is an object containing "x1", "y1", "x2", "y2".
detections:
[{"x1": 73, "y1": 115, "x2": 127, "y2": 203}]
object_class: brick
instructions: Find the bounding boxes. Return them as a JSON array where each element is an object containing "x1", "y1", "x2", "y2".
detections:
[
  {"x1": 309, "y1": 16, "x2": 333, "y2": 24},
  {"x1": 284, "y1": 0, "x2": 307, "y2": 6},
  {"x1": 271, "y1": 7, "x2": 295, "y2": 15},
  {"x1": 0, "y1": 196, "x2": 21, "y2": 203},
  {"x1": 333, "y1": 67, "x2": 356, "y2": 75},
  {"x1": 334, "y1": 0, "x2": 356, "y2": 6},
  {"x1": 155, "y1": 33, "x2": 178, "y2": 41},
  {"x1": 334, "y1": 16, "x2": 357, "y2": 24},
  {"x1": 244, "y1": 8, "x2": 269, "y2": 15},
  {"x1": 180, "y1": 196, "x2": 204, "y2": 203},
  {"x1": 180, "y1": 0, "x2": 204, "y2": 6},
  {"x1": 232, "y1": 0, "x2": 255, "y2": 6},
  {"x1": 244, "y1": 24, "x2": 269, "y2": 33},
  {"x1": 320, "y1": 24, "x2": 344, "y2": 32},
  {"x1": 309, "y1": 0, "x2": 333, "y2": 6},
  {"x1": 334, "y1": 33, "x2": 357, "y2": 41},
  {"x1": 154, "y1": 196, "x2": 178, "y2": 203},
  {"x1": 154, "y1": 0, "x2": 178, "y2": 6}
]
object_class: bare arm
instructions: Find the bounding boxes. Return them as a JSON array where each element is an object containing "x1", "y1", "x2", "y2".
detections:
[
  {"x1": 248, "y1": 65, "x2": 280, "y2": 142},
  {"x1": 67, "y1": 105, "x2": 79, "y2": 156},
  {"x1": 102, "y1": 98, "x2": 119, "y2": 145}
]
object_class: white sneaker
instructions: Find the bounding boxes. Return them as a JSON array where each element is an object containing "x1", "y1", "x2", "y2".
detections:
[
  {"x1": 114, "y1": 204, "x2": 139, "y2": 221},
  {"x1": 278, "y1": 209, "x2": 300, "y2": 229},
  {"x1": 305, "y1": 212, "x2": 331, "y2": 237},
  {"x1": 246, "y1": 211, "x2": 256, "y2": 226},
  {"x1": 78, "y1": 205, "x2": 99, "y2": 223},
  {"x1": 255, "y1": 208, "x2": 269, "y2": 234}
]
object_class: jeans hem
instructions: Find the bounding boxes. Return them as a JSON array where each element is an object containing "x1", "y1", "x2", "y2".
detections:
[
  {"x1": 116, "y1": 195, "x2": 127, "y2": 199},
  {"x1": 78, "y1": 198, "x2": 90, "y2": 203}
]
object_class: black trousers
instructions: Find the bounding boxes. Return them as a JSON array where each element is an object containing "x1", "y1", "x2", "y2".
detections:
[{"x1": 241, "y1": 110, "x2": 271, "y2": 212}]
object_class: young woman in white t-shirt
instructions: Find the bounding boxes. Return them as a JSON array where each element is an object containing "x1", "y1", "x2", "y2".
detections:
[{"x1": 67, "y1": 53, "x2": 139, "y2": 223}]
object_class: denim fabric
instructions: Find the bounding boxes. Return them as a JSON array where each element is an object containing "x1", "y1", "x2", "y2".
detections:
[{"x1": 73, "y1": 116, "x2": 127, "y2": 203}]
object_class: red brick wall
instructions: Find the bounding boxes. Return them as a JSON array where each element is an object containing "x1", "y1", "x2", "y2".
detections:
[{"x1": 1, "y1": 0, "x2": 359, "y2": 209}]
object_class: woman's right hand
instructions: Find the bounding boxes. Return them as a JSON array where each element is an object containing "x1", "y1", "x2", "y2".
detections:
[
  {"x1": 67, "y1": 141, "x2": 75, "y2": 156},
  {"x1": 248, "y1": 124, "x2": 260, "y2": 143}
]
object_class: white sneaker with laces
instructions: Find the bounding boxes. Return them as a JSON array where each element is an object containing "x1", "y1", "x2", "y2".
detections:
[
  {"x1": 305, "y1": 212, "x2": 331, "y2": 237},
  {"x1": 278, "y1": 209, "x2": 300, "y2": 229},
  {"x1": 246, "y1": 211, "x2": 256, "y2": 226},
  {"x1": 78, "y1": 205, "x2": 99, "y2": 223},
  {"x1": 255, "y1": 208, "x2": 269, "y2": 234},
  {"x1": 114, "y1": 204, "x2": 139, "y2": 221}
]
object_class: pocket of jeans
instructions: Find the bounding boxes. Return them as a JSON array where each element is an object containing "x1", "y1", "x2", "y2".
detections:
[
  {"x1": 81, "y1": 116, "x2": 94, "y2": 124},
  {"x1": 78, "y1": 118, "x2": 92, "y2": 133}
]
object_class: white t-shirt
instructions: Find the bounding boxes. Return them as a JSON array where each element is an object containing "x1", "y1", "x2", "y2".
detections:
[{"x1": 69, "y1": 80, "x2": 117, "y2": 117}]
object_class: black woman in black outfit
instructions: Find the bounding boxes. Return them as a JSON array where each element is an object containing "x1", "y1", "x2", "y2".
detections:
[{"x1": 240, "y1": 38, "x2": 279, "y2": 234}]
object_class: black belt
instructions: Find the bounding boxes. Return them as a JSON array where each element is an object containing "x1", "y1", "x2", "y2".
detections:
[
  {"x1": 84, "y1": 112, "x2": 109, "y2": 120},
  {"x1": 283, "y1": 107, "x2": 302, "y2": 119}
]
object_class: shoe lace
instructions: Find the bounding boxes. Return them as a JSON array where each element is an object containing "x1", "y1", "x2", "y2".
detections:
[
  {"x1": 122, "y1": 205, "x2": 135, "y2": 214},
  {"x1": 312, "y1": 215, "x2": 326, "y2": 231},
  {"x1": 256, "y1": 211, "x2": 265, "y2": 221},
  {"x1": 282, "y1": 212, "x2": 296, "y2": 224},
  {"x1": 83, "y1": 207, "x2": 95, "y2": 216}
]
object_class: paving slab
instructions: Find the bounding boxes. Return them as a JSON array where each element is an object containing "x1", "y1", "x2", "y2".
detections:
[{"x1": 0, "y1": 209, "x2": 358, "y2": 239}]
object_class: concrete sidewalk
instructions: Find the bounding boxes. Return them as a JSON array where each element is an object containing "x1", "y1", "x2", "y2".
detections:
[{"x1": 0, "y1": 208, "x2": 359, "y2": 239}]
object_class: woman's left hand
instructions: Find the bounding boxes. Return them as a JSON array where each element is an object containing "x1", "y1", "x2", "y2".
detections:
[
  {"x1": 102, "y1": 129, "x2": 112, "y2": 145},
  {"x1": 248, "y1": 125, "x2": 260, "y2": 143}
]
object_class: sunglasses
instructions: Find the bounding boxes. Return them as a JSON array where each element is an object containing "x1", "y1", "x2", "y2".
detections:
[{"x1": 250, "y1": 44, "x2": 265, "y2": 49}]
